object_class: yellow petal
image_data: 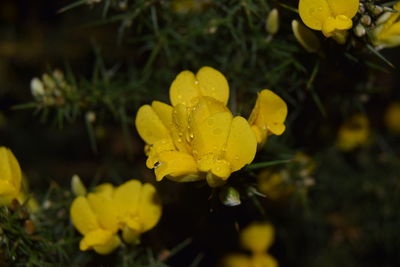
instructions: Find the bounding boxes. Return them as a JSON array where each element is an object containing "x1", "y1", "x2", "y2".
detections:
[
  {"x1": 251, "y1": 253, "x2": 278, "y2": 267},
  {"x1": 137, "y1": 183, "x2": 162, "y2": 232},
  {"x1": 171, "y1": 104, "x2": 192, "y2": 153},
  {"x1": 79, "y1": 229, "x2": 120, "y2": 254},
  {"x1": 191, "y1": 111, "x2": 233, "y2": 158},
  {"x1": 0, "y1": 147, "x2": 22, "y2": 196},
  {"x1": 322, "y1": 16, "x2": 337, "y2": 36},
  {"x1": 169, "y1": 70, "x2": 200, "y2": 106},
  {"x1": 240, "y1": 222, "x2": 274, "y2": 253},
  {"x1": 114, "y1": 180, "x2": 142, "y2": 229},
  {"x1": 326, "y1": 0, "x2": 359, "y2": 18},
  {"x1": 299, "y1": 0, "x2": 331, "y2": 30},
  {"x1": 151, "y1": 101, "x2": 173, "y2": 128},
  {"x1": 225, "y1": 116, "x2": 257, "y2": 172},
  {"x1": 146, "y1": 138, "x2": 176, "y2": 169},
  {"x1": 154, "y1": 151, "x2": 199, "y2": 181},
  {"x1": 87, "y1": 185, "x2": 119, "y2": 232},
  {"x1": 220, "y1": 253, "x2": 252, "y2": 267},
  {"x1": 70, "y1": 196, "x2": 100, "y2": 235},
  {"x1": 135, "y1": 104, "x2": 172, "y2": 145},
  {"x1": 196, "y1": 66, "x2": 229, "y2": 105},
  {"x1": 169, "y1": 67, "x2": 230, "y2": 107}
]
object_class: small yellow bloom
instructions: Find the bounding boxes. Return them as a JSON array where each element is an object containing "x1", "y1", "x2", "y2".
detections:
[
  {"x1": 221, "y1": 222, "x2": 278, "y2": 267},
  {"x1": 373, "y1": 3, "x2": 400, "y2": 49},
  {"x1": 384, "y1": 102, "x2": 400, "y2": 134},
  {"x1": 337, "y1": 114, "x2": 370, "y2": 151},
  {"x1": 298, "y1": 0, "x2": 359, "y2": 38},
  {"x1": 0, "y1": 147, "x2": 22, "y2": 205},
  {"x1": 248, "y1": 89, "x2": 288, "y2": 145},
  {"x1": 136, "y1": 67, "x2": 258, "y2": 187},
  {"x1": 70, "y1": 180, "x2": 162, "y2": 254}
]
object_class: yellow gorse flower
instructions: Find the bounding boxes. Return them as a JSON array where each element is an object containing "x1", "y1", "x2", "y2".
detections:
[
  {"x1": 0, "y1": 147, "x2": 22, "y2": 205},
  {"x1": 384, "y1": 102, "x2": 400, "y2": 134},
  {"x1": 299, "y1": 0, "x2": 359, "y2": 38},
  {"x1": 373, "y1": 3, "x2": 400, "y2": 49},
  {"x1": 248, "y1": 89, "x2": 287, "y2": 145},
  {"x1": 135, "y1": 67, "x2": 288, "y2": 187},
  {"x1": 336, "y1": 114, "x2": 370, "y2": 151},
  {"x1": 70, "y1": 180, "x2": 161, "y2": 254},
  {"x1": 221, "y1": 222, "x2": 278, "y2": 267}
]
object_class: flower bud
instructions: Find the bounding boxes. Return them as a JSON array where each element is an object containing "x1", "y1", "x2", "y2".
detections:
[
  {"x1": 71, "y1": 174, "x2": 87, "y2": 196},
  {"x1": 30, "y1": 78, "x2": 45, "y2": 98},
  {"x1": 219, "y1": 186, "x2": 241, "y2": 206},
  {"x1": 266, "y1": 9, "x2": 279, "y2": 35},
  {"x1": 291, "y1": 20, "x2": 321, "y2": 53}
]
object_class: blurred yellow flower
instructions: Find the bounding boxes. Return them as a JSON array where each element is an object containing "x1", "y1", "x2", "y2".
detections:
[
  {"x1": 248, "y1": 89, "x2": 288, "y2": 145},
  {"x1": 137, "y1": 67, "x2": 287, "y2": 187},
  {"x1": 337, "y1": 114, "x2": 370, "y2": 151},
  {"x1": 0, "y1": 146, "x2": 22, "y2": 205},
  {"x1": 298, "y1": 0, "x2": 359, "y2": 39},
  {"x1": 258, "y1": 170, "x2": 294, "y2": 200},
  {"x1": 70, "y1": 180, "x2": 161, "y2": 254},
  {"x1": 373, "y1": 3, "x2": 400, "y2": 49},
  {"x1": 221, "y1": 222, "x2": 278, "y2": 267},
  {"x1": 384, "y1": 102, "x2": 400, "y2": 134}
]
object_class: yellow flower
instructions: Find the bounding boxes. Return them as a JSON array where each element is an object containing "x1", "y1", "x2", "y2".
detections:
[
  {"x1": 248, "y1": 89, "x2": 288, "y2": 145},
  {"x1": 298, "y1": 0, "x2": 359, "y2": 38},
  {"x1": 221, "y1": 222, "x2": 278, "y2": 267},
  {"x1": 136, "y1": 67, "x2": 259, "y2": 187},
  {"x1": 0, "y1": 147, "x2": 22, "y2": 205},
  {"x1": 70, "y1": 180, "x2": 161, "y2": 254},
  {"x1": 336, "y1": 114, "x2": 370, "y2": 151},
  {"x1": 258, "y1": 170, "x2": 294, "y2": 200},
  {"x1": 384, "y1": 102, "x2": 400, "y2": 134},
  {"x1": 373, "y1": 3, "x2": 400, "y2": 49}
]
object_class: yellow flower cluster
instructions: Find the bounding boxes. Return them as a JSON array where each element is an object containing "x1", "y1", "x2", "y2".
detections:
[
  {"x1": 135, "y1": 67, "x2": 287, "y2": 187},
  {"x1": 221, "y1": 222, "x2": 278, "y2": 267},
  {"x1": 299, "y1": 0, "x2": 359, "y2": 42},
  {"x1": 70, "y1": 180, "x2": 162, "y2": 254},
  {"x1": 385, "y1": 102, "x2": 400, "y2": 134},
  {"x1": 373, "y1": 2, "x2": 400, "y2": 49}
]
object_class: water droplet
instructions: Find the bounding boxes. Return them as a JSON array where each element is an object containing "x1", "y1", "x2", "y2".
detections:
[
  {"x1": 190, "y1": 133, "x2": 194, "y2": 138},
  {"x1": 177, "y1": 94, "x2": 183, "y2": 99},
  {"x1": 194, "y1": 80, "x2": 199, "y2": 85},
  {"x1": 178, "y1": 132, "x2": 183, "y2": 137},
  {"x1": 177, "y1": 138, "x2": 182, "y2": 143},
  {"x1": 234, "y1": 155, "x2": 239, "y2": 160},
  {"x1": 317, "y1": 6, "x2": 322, "y2": 11}
]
